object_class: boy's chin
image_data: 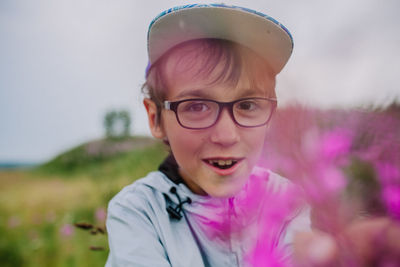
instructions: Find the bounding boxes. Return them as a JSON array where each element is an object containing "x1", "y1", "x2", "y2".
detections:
[{"x1": 206, "y1": 180, "x2": 248, "y2": 199}]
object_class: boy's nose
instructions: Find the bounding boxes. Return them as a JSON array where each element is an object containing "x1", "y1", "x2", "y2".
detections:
[{"x1": 210, "y1": 108, "x2": 240, "y2": 146}]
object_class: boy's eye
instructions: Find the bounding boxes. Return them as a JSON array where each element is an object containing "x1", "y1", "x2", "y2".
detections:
[
  {"x1": 237, "y1": 100, "x2": 257, "y2": 111},
  {"x1": 181, "y1": 101, "x2": 210, "y2": 112}
]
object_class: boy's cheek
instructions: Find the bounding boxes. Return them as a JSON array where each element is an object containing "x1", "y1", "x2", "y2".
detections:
[{"x1": 246, "y1": 128, "x2": 269, "y2": 156}]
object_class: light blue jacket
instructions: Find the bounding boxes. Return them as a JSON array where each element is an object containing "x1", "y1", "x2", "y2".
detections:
[{"x1": 105, "y1": 169, "x2": 310, "y2": 267}]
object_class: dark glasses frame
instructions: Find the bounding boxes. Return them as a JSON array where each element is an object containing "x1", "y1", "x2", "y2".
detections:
[{"x1": 163, "y1": 97, "x2": 277, "y2": 130}]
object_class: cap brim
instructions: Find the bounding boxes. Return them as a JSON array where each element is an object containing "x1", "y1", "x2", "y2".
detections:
[{"x1": 148, "y1": 4, "x2": 293, "y2": 75}]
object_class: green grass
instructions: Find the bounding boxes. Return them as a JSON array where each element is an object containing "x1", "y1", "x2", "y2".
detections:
[{"x1": 0, "y1": 137, "x2": 168, "y2": 267}]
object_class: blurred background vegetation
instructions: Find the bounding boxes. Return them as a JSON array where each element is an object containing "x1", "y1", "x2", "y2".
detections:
[{"x1": 0, "y1": 110, "x2": 168, "y2": 267}]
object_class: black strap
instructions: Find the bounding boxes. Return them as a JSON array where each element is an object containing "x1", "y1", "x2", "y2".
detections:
[{"x1": 164, "y1": 186, "x2": 192, "y2": 220}]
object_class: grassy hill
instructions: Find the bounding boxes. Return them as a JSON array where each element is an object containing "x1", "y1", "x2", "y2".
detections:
[{"x1": 36, "y1": 136, "x2": 167, "y2": 179}]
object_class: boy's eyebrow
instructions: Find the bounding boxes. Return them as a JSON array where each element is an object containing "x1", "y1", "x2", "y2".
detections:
[
  {"x1": 174, "y1": 88, "x2": 211, "y2": 99},
  {"x1": 237, "y1": 87, "x2": 276, "y2": 98},
  {"x1": 237, "y1": 88, "x2": 266, "y2": 97}
]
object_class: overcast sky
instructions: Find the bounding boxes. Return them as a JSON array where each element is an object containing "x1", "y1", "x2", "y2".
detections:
[{"x1": 1, "y1": 0, "x2": 399, "y2": 163}]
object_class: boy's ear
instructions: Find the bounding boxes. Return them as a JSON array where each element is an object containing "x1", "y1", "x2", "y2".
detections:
[{"x1": 143, "y1": 98, "x2": 165, "y2": 139}]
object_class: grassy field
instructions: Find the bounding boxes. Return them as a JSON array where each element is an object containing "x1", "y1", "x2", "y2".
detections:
[{"x1": 0, "y1": 137, "x2": 167, "y2": 267}]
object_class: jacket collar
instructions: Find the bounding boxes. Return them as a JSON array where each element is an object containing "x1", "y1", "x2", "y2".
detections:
[{"x1": 158, "y1": 154, "x2": 185, "y2": 185}]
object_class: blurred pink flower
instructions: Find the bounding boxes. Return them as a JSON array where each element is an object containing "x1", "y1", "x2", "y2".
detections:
[
  {"x1": 246, "y1": 185, "x2": 302, "y2": 267},
  {"x1": 248, "y1": 242, "x2": 287, "y2": 267},
  {"x1": 60, "y1": 224, "x2": 74, "y2": 238},
  {"x1": 320, "y1": 130, "x2": 352, "y2": 160},
  {"x1": 95, "y1": 207, "x2": 107, "y2": 224},
  {"x1": 200, "y1": 105, "x2": 400, "y2": 265},
  {"x1": 376, "y1": 163, "x2": 400, "y2": 185},
  {"x1": 382, "y1": 186, "x2": 400, "y2": 219},
  {"x1": 199, "y1": 169, "x2": 304, "y2": 267},
  {"x1": 301, "y1": 166, "x2": 347, "y2": 204}
]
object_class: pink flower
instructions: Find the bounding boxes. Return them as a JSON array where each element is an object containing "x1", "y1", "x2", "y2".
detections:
[
  {"x1": 95, "y1": 207, "x2": 107, "y2": 224},
  {"x1": 320, "y1": 130, "x2": 352, "y2": 160},
  {"x1": 382, "y1": 186, "x2": 400, "y2": 219},
  {"x1": 198, "y1": 168, "x2": 304, "y2": 266},
  {"x1": 376, "y1": 163, "x2": 400, "y2": 185},
  {"x1": 60, "y1": 224, "x2": 74, "y2": 238}
]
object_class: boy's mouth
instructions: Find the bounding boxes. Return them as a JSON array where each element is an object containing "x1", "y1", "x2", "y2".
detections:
[{"x1": 203, "y1": 159, "x2": 240, "y2": 170}]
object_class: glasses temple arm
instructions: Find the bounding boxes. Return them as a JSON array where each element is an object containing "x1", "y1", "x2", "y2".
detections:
[{"x1": 164, "y1": 101, "x2": 171, "y2": 110}]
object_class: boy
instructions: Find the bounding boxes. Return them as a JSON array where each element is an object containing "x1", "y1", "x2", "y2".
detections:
[{"x1": 106, "y1": 4, "x2": 309, "y2": 267}]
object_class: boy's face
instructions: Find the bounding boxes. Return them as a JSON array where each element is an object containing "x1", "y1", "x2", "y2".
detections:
[{"x1": 145, "y1": 46, "x2": 276, "y2": 198}]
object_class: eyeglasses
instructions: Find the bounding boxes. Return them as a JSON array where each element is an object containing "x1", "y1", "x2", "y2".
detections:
[{"x1": 164, "y1": 97, "x2": 277, "y2": 130}]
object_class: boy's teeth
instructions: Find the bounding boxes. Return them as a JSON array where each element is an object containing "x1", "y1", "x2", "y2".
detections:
[{"x1": 207, "y1": 159, "x2": 237, "y2": 167}]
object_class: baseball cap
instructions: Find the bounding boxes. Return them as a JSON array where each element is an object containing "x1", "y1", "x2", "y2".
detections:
[{"x1": 147, "y1": 4, "x2": 293, "y2": 75}]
